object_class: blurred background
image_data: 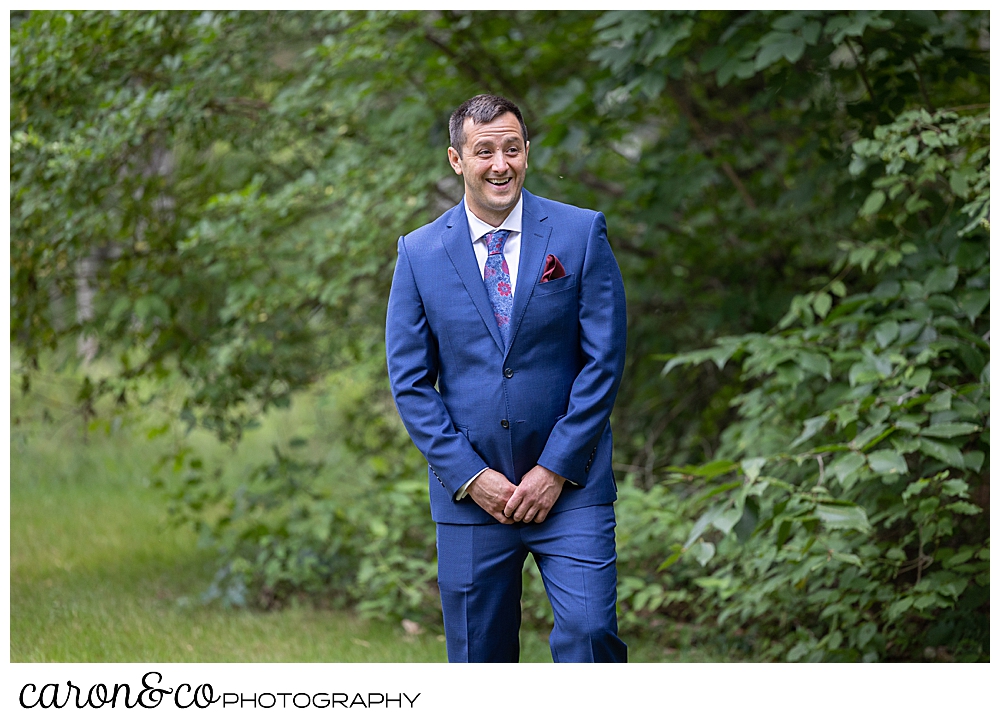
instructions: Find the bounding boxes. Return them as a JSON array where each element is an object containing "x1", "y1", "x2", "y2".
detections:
[{"x1": 10, "y1": 10, "x2": 989, "y2": 662}]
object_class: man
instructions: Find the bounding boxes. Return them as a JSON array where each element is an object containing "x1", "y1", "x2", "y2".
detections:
[{"x1": 385, "y1": 94, "x2": 627, "y2": 663}]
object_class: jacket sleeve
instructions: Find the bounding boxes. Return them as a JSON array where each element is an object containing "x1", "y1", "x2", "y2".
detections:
[
  {"x1": 536, "y1": 212, "x2": 627, "y2": 485},
  {"x1": 385, "y1": 236, "x2": 489, "y2": 497}
]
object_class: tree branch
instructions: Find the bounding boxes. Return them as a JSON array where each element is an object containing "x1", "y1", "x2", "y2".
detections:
[
  {"x1": 845, "y1": 38, "x2": 876, "y2": 105},
  {"x1": 420, "y1": 26, "x2": 526, "y2": 111},
  {"x1": 910, "y1": 54, "x2": 935, "y2": 113},
  {"x1": 668, "y1": 81, "x2": 757, "y2": 211}
]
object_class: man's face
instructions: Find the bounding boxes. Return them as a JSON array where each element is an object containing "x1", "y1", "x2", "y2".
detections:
[{"x1": 447, "y1": 112, "x2": 529, "y2": 225}]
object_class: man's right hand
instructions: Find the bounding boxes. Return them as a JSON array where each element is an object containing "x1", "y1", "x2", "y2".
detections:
[{"x1": 467, "y1": 469, "x2": 517, "y2": 524}]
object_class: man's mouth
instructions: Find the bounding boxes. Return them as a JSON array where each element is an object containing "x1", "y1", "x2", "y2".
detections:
[{"x1": 487, "y1": 178, "x2": 512, "y2": 187}]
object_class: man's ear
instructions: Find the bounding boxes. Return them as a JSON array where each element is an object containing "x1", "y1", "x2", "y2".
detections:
[
  {"x1": 447, "y1": 147, "x2": 463, "y2": 175},
  {"x1": 525, "y1": 140, "x2": 529, "y2": 169}
]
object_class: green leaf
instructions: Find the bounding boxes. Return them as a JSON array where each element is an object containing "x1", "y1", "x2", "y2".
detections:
[
  {"x1": 957, "y1": 289, "x2": 989, "y2": 323},
  {"x1": 886, "y1": 597, "x2": 914, "y2": 621},
  {"x1": 857, "y1": 621, "x2": 878, "y2": 648},
  {"x1": 661, "y1": 340, "x2": 742, "y2": 376},
  {"x1": 849, "y1": 359, "x2": 880, "y2": 387},
  {"x1": 670, "y1": 459, "x2": 738, "y2": 480},
  {"x1": 658, "y1": 548, "x2": 683, "y2": 572},
  {"x1": 754, "y1": 31, "x2": 806, "y2": 70},
  {"x1": 786, "y1": 641, "x2": 811, "y2": 662},
  {"x1": 918, "y1": 438, "x2": 966, "y2": 469},
  {"x1": 798, "y1": 351, "x2": 831, "y2": 380},
  {"x1": 643, "y1": 19, "x2": 693, "y2": 63},
  {"x1": 853, "y1": 422, "x2": 889, "y2": 451},
  {"x1": 699, "y1": 45, "x2": 728, "y2": 72},
  {"x1": 771, "y1": 13, "x2": 805, "y2": 31},
  {"x1": 859, "y1": 190, "x2": 886, "y2": 217},
  {"x1": 949, "y1": 168, "x2": 970, "y2": 198},
  {"x1": 831, "y1": 552, "x2": 862, "y2": 567},
  {"x1": 902, "y1": 479, "x2": 929, "y2": 502},
  {"x1": 963, "y1": 450, "x2": 985, "y2": 472},
  {"x1": 921, "y1": 422, "x2": 978, "y2": 438},
  {"x1": 776, "y1": 519, "x2": 794, "y2": 548},
  {"x1": 691, "y1": 540, "x2": 716, "y2": 567},
  {"x1": 925, "y1": 391, "x2": 952, "y2": 412},
  {"x1": 812, "y1": 292, "x2": 832, "y2": 318},
  {"x1": 941, "y1": 479, "x2": 969, "y2": 498},
  {"x1": 146, "y1": 423, "x2": 170, "y2": 440},
  {"x1": 792, "y1": 415, "x2": 828, "y2": 447},
  {"x1": 684, "y1": 505, "x2": 722, "y2": 548},
  {"x1": 801, "y1": 20, "x2": 821, "y2": 44},
  {"x1": 923, "y1": 265, "x2": 959, "y2": 294},
  {"x1": 867, "y1": 449, "x2": 908, "y2": 475},
  {"x1": 827, "y1": 630, "x2": 844, "y2": 650},
  {"x1": 946, "y1": 501, "x2": 982, "y2": 516},
  {"x1": 734, "y1": 499, "x2": 760, "y2": 543},
  {"x1": 741, "y1": 457, "x2": 767, "y2": 483},
  {"x1": 829, "y1": 452, "x2": 866, "y2": 484},
  {"x1": 873, "y1": 320, "x2": 899, "y2": 348},
  {"x1": 712, "y1": 506, "x2": 743, "y2": 535},
  {"x1": 816, "y1": 503, "x2": 870, "y2": 532},
  {"x1": 905, "y1": 367, "x2": 932, "y2": 391}
]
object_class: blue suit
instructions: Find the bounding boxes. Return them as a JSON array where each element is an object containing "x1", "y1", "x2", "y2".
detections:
[{"x1": 386, "y1": 189, "x2": 627, "y2": 662}]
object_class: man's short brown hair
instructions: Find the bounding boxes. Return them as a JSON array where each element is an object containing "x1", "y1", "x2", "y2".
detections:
[{"x1": 449, "y1": 94, "x2": 528, "y2": 157}]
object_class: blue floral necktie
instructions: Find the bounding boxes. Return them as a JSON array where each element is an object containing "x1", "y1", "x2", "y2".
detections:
[{"x1": 483, "y1": 229, "x2": 513, "y2": 346}]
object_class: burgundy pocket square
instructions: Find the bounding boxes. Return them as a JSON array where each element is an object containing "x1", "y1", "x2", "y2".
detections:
[{"x1": 540, "y1": 254, "x2": 566, "y2": 282}]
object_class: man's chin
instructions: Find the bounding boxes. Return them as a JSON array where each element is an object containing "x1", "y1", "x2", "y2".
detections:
[{"x1": 483, "y1": 188, "x2": 519, "y2": 210}]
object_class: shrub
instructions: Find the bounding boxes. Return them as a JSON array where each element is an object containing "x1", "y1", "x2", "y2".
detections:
[{"x1": 659, "y1": 110, "x2": 989, "y2": 661}]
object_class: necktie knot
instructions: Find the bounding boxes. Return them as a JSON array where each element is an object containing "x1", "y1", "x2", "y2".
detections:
[{"x1": 485, "y1": 229, "x2": 510, "y2": 255}]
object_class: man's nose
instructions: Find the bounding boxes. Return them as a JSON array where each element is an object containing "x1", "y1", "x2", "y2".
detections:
[{"x1": 490, "y1": 151, "x2": 509, "y2": 173}]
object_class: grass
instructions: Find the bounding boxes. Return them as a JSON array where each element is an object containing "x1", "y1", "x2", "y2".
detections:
[
  {"x1": 10, "y1": 419, "x2": 452, "y2": 662},
  {"x1": 10, "y1": 370, "x2": 719, "y2": 663}
]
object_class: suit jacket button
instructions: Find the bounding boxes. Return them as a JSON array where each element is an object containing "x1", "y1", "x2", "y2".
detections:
[
  {"x1": 500, "y1": 419, "x2": 509, "y2": 429},
  {"x1": 503, "y1": 368, "x2": 513, "y2": 378}
]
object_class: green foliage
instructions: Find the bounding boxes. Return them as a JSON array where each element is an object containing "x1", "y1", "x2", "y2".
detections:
[
  {"x1": 663, "y1": 109, "x2": 988, "y2": 661},
  {"x1": 160, "y1": 364, "x2": 442, "y2": 622},
  {"x1": 11, "y1": 10, "x2": 443, "y2": 441}
]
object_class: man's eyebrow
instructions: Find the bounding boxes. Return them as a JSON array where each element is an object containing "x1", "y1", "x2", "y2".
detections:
[{"x1": 471, "y1": 135, "x2": 522, "y2": 151}]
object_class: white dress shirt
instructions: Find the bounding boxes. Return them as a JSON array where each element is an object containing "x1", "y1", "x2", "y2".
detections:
[
  {"x1": 466, "y1": 194, "x2": 524, "y2": 297},
  {"x1": 455, "y1": 194, "x2": 523, "y2": 500}
]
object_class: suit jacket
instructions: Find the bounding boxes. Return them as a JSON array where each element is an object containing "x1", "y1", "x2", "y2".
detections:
[{"x1": 385, "y1": 189, "x2": 627, "y2": 525}]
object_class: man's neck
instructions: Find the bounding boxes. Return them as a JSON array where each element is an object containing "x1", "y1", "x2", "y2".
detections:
[{"x1": 465, "y1": 197, "x2": 519, "y2": 228}]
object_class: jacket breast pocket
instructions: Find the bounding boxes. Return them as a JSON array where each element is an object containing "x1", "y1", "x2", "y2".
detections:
[{"x1": 533, "y1": 273, "x2": 576, "y2": 297}]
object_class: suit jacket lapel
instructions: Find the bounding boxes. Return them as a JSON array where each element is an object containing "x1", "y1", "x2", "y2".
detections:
[
  {"x1": 508, "y1": 190, "x2": 552, "y2": 351},
  {"x1": 442, "y1": 201, "x2": 505, "y2": 353}
]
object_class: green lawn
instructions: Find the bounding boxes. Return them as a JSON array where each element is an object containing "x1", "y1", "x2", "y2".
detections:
[
  {"x1": 10, "y1": 380, "x2": 712, "y2": 663},
  {"x1": 10, "y1": 422, "x2": 454, "y2": 662}
]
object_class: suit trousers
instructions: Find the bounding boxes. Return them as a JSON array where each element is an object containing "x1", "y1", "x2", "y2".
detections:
[{"x1": 436, "y1": 503, "x2": 627, "y2": 663}]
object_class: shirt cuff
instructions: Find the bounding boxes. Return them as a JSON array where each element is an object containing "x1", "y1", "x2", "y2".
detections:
[{"x1": 455, "y1": 467, "x2": 489, "y2": 501}]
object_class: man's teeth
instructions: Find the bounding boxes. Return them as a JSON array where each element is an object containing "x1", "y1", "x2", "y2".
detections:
[{"x1": 488, "y1": 179, "x2": 511, "y2": 185}]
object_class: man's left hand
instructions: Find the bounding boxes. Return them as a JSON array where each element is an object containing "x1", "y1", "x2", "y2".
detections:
[{"x1": 503, "y1": 465, "x2": 565, "y2": 523}]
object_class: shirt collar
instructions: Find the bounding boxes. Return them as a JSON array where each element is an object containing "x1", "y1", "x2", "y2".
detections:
[{"x1": 464, "y1": 193, "x2": 523, "y2": 243}]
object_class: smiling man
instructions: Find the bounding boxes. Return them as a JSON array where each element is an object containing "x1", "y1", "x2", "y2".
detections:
[{"x1": 386, "y1": 94, "x2": 628, "y2": 663}]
